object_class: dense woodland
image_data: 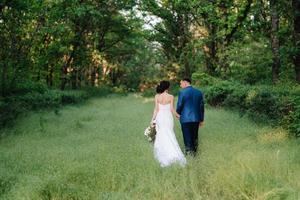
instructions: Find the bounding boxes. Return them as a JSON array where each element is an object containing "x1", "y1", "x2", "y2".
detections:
[{"x1": 0, "y1": 0, "x2": 300, "y2": 135}]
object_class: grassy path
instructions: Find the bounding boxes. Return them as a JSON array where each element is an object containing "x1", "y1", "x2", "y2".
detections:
[{"x1": 0, "y1": 95, "x2": 299, "y2": 200}]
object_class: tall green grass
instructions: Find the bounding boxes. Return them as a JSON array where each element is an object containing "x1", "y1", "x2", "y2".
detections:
[{"x1": 0, "y1": 95, "x2": 299, "y2": 200}]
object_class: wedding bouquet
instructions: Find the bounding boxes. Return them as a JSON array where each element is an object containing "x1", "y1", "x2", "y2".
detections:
[{"x1": 144, "y1": 122, "x2": 156, "y2": 143}]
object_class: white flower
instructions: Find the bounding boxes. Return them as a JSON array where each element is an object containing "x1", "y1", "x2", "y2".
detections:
[{"x1": 144, "y1": 125, "x2": 156, "y2": 143}]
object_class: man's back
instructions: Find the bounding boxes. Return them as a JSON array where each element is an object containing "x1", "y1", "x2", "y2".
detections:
[{"x1": 176, "y1": 86, "x2": 204, "y2": 123}]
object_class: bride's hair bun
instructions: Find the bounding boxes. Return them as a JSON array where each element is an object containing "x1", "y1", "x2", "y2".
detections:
[
  {"x1": 156, "y1": 80, "x2": 170, "y2": 94},
  {"x1": 156, "y1": 85, "x2": 163, "y2": 93}
]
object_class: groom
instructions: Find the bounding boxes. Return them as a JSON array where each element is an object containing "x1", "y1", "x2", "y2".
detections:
[{"x1": 176, "y1": 78, "x2": 204, "y2": 156}]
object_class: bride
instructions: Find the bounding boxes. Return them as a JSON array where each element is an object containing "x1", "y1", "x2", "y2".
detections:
[{"x1": 151, "y1": 80, "x2": 186, "y2": 167}]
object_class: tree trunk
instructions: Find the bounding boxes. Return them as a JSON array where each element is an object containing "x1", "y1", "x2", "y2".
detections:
[
  {"x1": 1, "y1": 63, "x2": 6, "y2": 97},
  {"x1": 60, "y1": 64, "x2": 68, "y2": 90},
  {"x1": 207, "y1": 24, "x2": 217, "y2": 75},
  {"x1": 91, "y1": 66, "x2": 96, "y2": 86},
  {"x1": 77, "y1": 69, "x2": 81, "y2": 88},
  {"x1": 183, "y1": 51, "x2": 190, "y2": 78},
  {"x1": 270, "y1": 0, "x2": 280, "y2": 83},
  {"x1": 61, "y1": 47, "x2": 76, "y2": 90},
  {"x1": 225, "y1": 0, "x2": 253, "y2": 45},
  {"x1": 71, "y1": 68, "x2": 77, "y2": 89},
  {"x1": 293, "y1": 0, "x2": 300, "y2": 83},
  {"x1": 62, "y1": 14, "x2": 84, "y2": 90},
  {"x1": 48, "y1": 66, "x2": 53, "y2": 87}
]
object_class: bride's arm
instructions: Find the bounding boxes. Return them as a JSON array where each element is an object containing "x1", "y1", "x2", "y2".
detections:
[
  {"x1": 171, "y1": 96, "x2": 180, "y2": 118},
  {"x1": 151, "y1": 95, "x2": 159, "y2": 123}
]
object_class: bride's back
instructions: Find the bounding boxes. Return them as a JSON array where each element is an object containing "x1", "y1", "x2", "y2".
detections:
[{"x1": 156, "y1": 93, "x2": 173, "y2": 105}]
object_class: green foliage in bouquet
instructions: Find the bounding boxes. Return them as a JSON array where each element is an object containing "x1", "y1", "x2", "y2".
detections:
[{"x1": 144, "y1": 124, "x2": 156, "y2": 143}]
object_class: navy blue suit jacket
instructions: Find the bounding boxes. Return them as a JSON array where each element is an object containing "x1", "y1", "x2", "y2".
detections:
[{"x1": 176, "y1": 86, "x2": 204, "y2": 123}]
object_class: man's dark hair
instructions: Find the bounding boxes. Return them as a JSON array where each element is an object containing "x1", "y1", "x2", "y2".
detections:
[{"x1": 182, "y1": 78, "x2": 191, "y2": 84}]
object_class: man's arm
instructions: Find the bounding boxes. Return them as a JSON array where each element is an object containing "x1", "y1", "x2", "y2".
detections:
[
  {"x1": 199, "y1": 92, "x2": 205, "y2": 126},
  {"x1": 176, "y1": 91, "x2": 184, "y2": 115}
]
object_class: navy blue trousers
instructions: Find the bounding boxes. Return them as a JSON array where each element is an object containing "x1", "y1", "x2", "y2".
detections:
[{"x1": 181, "y1": 122, "x2": 199, "y2": 155}]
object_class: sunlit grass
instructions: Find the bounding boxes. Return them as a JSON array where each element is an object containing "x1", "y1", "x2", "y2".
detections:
[{"x1": 0, "y1": 94, "x2": 299, "y2": 200}]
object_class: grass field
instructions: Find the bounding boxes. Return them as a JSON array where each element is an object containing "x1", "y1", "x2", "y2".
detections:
[{"x1": 0, "y1": 94, "x2": 299, "y2": 200}]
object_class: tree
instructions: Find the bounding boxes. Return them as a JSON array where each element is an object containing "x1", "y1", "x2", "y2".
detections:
[
  {"x1": 188, "y1": 0, "x2": 253, "y2": 75},
  {"x1": 270, "y1": 0, "x2": 280, "y2": 83},
  {"x1": 0, "y1": 0, "x2": 34, "y2": 96},
  {"x1": 293, "y1": 0, "x2": 300, "y2": 83},
  {"x1": 140, "y1": 0, "x2": 194, "y2": 77}
]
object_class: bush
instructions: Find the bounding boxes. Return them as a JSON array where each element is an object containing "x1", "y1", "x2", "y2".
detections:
[
  {"x1": 0, "y1": 85, "x2": 118, "y2": 129},
  {"x1": 223, "y1": 85, "x2": 250, "y2": 110},
  {"x1": 192, "y1": 72, "x2": 219, "y2": 86},
  {"x1": 112, "y1": 85, "x2": 129, "y2": 95},
  {"x1": 141, "y1": 88, "x2": 156, "y2": 97},
  {"x1": 246, "y1": 87, "x2": 279, "y2": 121},
  {"x1": 61, "y1": 90, "x2": 89, "y2": 105},
  {"x1": 279, "y1": 96, "x2": 300, "y2": 137},
  {"x1": 15, "y1": 90, "x2": 61, "y2": 109},
  {"x1": 289, "y1": 103, "x2": 300, "y2": 137},
  {"x1": 13, "y1": 80, "x2": 49, "y2": 95},
  {"x1": 0, "y1": 100, "x2": 23, "y2": 127},
  {"x1": 84, "y1": 86, "x2": 113, "y2": 97},
  {"x1": 203, "y1": 81, "x2": 300, "y2": 137},
  {"x1": 204, "y1": 81, "x2": 235, "y2": 106}
]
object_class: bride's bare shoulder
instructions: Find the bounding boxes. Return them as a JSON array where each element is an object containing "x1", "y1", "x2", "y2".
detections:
[{"x1": 154, "y1": 94, "x2": 160, "y2": 100}]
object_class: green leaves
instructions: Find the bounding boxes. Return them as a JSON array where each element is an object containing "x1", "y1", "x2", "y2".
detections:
[{"x1": 0, "y1": 0, "x2": 298, "y2": 96}]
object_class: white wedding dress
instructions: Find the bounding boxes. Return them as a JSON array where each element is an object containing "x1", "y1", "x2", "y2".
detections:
[{"x1": 154, "y1": 103, "x2": 186, "y2": 167}]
